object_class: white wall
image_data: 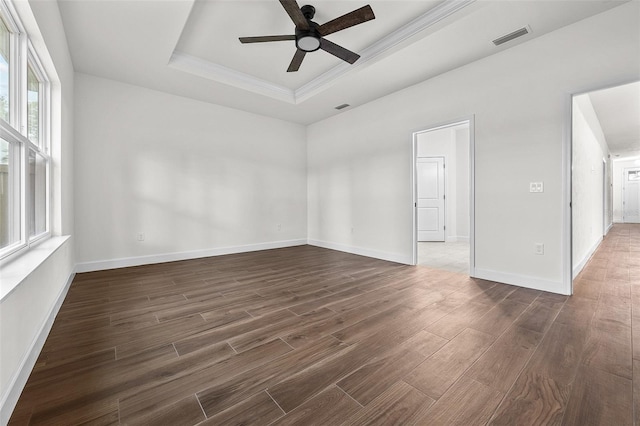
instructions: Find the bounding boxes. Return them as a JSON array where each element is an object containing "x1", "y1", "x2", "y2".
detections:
[
  {"x1": 74, "y1": 74, "x2": 307, "y2": 270},
  {"x1": 0, "y1": 238, "x2": 74, "y2": 423},
  {"x1": 613, "y1": 157, "x2": 640, "y2": 222},
  {"x1": 307, "y1": 2, "x2": 640, "y2": 294},
  {"x1": 0, "y1": 0, "x2": 75, "y2": 422},
  {"x1": 572, "y1": 94, "x2": 610, "y2": 277}
]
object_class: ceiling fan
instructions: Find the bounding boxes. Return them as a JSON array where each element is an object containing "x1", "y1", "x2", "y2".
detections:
[{"x1": 239, "y1": 0, "x2": 375, "y2": 72}]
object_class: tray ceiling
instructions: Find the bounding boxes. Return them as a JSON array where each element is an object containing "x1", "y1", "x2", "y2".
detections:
[{"x1": 58, "y1": 0, "x2": 630, "y2": 124}]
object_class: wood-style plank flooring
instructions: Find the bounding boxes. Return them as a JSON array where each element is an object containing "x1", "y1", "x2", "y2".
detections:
[{"x1": 9, "y1": 223, "x2": 640, "y2": 425}]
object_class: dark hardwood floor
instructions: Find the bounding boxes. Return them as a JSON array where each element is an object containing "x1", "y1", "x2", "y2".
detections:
[{"x1": 9, "y1": 224, "x2": 640, "y2": 425}]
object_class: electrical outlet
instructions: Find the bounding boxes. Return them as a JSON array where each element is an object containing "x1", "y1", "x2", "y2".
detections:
[
  {"x1": 534, "y1": 243, "x2": 544, "y2": 255},
  {"x1": 136, "y1": 233, "x2": 145, "y2": 242},
  {"x1": 277, "y1": 224, "x2": 281, "y2": 231}
]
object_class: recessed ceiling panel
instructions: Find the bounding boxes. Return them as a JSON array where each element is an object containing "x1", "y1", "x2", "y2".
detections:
[{"x1": 175, "y1": 0, "x2": 441, "y2": 88}]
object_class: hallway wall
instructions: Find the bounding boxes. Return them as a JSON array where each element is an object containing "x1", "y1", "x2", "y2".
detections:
[{"x1": 572, "y1": 94, "x2": 611, "y2": 277}]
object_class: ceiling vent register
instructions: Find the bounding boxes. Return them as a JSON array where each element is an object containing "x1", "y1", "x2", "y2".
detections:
[{"x1": 492, "y1": 26, "x2": 530, "y2": 46}]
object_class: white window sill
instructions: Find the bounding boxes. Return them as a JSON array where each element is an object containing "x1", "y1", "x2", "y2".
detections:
[{"x1": 0, "y1": 236, "x2": 71, "y2": 302}]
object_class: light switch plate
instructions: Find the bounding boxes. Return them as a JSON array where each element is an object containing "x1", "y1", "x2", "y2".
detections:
[{"x1": 530, "y1": 182, "x2": 544, "y2": 193}]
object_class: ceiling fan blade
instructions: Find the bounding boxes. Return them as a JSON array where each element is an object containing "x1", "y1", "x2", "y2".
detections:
[
  {"x1": 287, "y1": 49, "x2": 306, "y2": 72},
  {"x1": 279, "y1": 0, "x2": 309, "y2": 30},
  {"x1": 317, "y1": 5, "x2": 375, "y2": 37},
  {"x1": 319, "y1": 38, "x2": 360, "y2": 64},
  {"x1": 239, "y1": 35, "x2": 296, "y2": 44}
]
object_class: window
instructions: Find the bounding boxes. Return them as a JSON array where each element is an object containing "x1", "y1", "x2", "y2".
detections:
[
  {"x1": 28, "y1": 149, "x2": 46, "y2": 236},
  {"x1": 0, "y1": 0, "x2": 50, "y2": 259},
  {"x1": 27, "y1": 63, "x2": 39, "y2": 143},
  {"x1": 0, "y1": 16, "x2": 9, "y2": 122},
  {"x1": 0, "y1": 136, "x2": 20, "y2": 250}
]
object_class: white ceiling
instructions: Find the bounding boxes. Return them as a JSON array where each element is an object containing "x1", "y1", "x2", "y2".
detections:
[
  {"x1": 589, "y1": 81, "x2": 640, "y2": 159},
  {"x1": 57, "y1": 0, "x2": 629, "y2": 125}
]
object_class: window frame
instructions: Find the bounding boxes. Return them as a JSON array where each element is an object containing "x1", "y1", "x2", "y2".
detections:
[{"x1": 0, "y1": 0, "x2": 50, "y2": 260}]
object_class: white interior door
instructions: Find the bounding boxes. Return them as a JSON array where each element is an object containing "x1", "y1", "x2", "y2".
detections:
[
  {"x1": 623, "y1": 167, "x2": 640, "y2": 223},
  {"x1": 417, "y1": 157, "x2": 445, "y2": 241}
]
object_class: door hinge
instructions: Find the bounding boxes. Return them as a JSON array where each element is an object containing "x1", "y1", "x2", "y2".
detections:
[
  {"x1": 444, "y1": 226, "x2": 446, "y2": 230},
  {"x1": 443, "y1": 194, "x2": 446, "y2": 200}
]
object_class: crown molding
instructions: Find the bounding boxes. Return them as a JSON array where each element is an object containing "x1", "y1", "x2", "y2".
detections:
[
  {"x1": 169, "y1": 0, "x2": 475, "y2": 104},
  {"x1": 296, "y1": 0, "x2": 476, "y2": 102},
  {"x1": 168, "y1": 52, "x2": 296, "y2": 103}
]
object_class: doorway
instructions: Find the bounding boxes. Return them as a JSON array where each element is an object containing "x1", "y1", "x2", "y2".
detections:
[
  {"x1": 412, "y1": 118, "x2": 474, "y2": 275},
  {"x1": 569, "y1": 80, "x2": 640, "y2": 284},
  {"x1": 623, "y1": 167, "x2": 640, "y2": 223}
]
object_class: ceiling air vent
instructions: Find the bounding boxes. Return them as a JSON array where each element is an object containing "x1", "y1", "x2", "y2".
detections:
[
  {"x1": 492, "y1": 26, "x2": 530, "y2": 46},
  {"x1": 335, "y1": 104, "x2": 350, "y2": 110}
]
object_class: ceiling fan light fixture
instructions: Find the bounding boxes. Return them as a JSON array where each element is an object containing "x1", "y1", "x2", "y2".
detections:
[
  {"x1": 295, "y1": 24, "x2": 321, "y2": 52},
  {"x1": 296, "y1": 34, "x2": 321, "y2": 52}
]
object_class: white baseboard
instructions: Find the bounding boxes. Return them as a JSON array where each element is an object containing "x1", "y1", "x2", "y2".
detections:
[
  {"x1": 0, "y1": 270, "x2": 75, "y2": 425},
  {"x1": 307, "y1": 239, "x2": 412, "y2": 265},
  {"x1": 605, "y1": 222, "x2": 613, "y2": 235},
  {"x1": 75, "y1": 239, "x2": 308, "y2": 273},
  {"x1": 474, "y1": 267, "x2": 568, "y2": 295},
  {"x1": 572, "y1": 237, "x2": 603, "y2": 279}
]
